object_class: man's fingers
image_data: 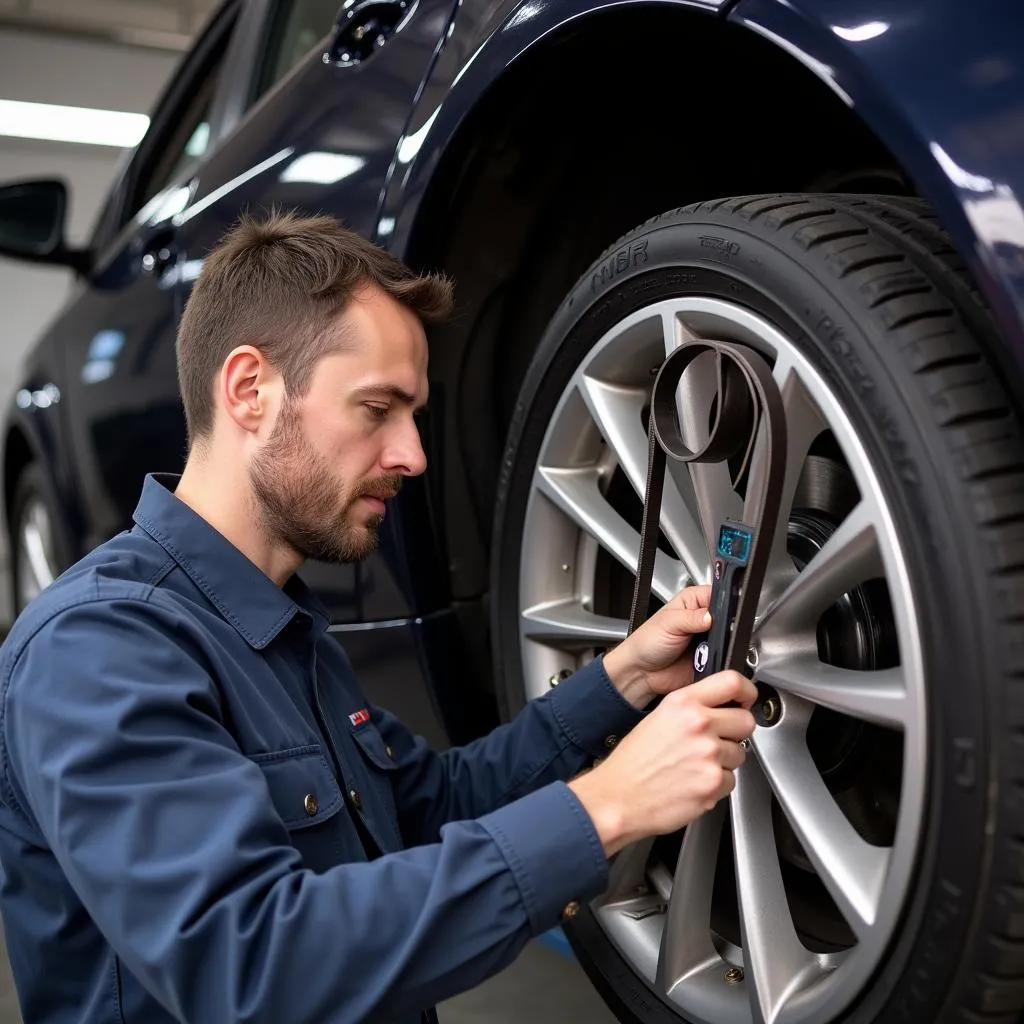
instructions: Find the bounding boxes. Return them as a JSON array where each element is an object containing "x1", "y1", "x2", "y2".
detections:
[
  {"x1": 710, "y1": 706, "x2": 758, "y2": 742},
  {"x1": 685, "y1": 669, "x2": 758, "y2": 709},
  {"x1": 683, "y1": 607, "x2": 712, "y2": 633},
  {"x1": 674, "y1": 584, "x2": 712, "y2": 611},
  {"x1": 661, "y1": 604, "x2": 713, "y2": 637},
  {"x1": 718, "y1": 738, "x2": 747, "y2": 770}
]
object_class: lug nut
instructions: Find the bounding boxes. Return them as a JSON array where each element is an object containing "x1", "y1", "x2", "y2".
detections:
[
  {"x1": 746, "y1": 647, "x2": 759, "y2": 671},
  {"x1": 724, "y1": 967, "x2": 744, "y2": 984},
  {"x1": 753, "y1": 684, "x2": 782, "y2": 728}
]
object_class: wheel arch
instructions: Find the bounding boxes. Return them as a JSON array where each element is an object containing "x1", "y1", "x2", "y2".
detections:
[{"x1": 389, "y1": 0, "x2": 929, "y2": 600}]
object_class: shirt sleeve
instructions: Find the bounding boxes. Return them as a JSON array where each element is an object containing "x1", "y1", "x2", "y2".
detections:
[
  {"x1": 1, "y1": 595, "x2": 610, "y2": 1024},
  {"x1": 373, "y1": 653, "x2": 645, "y2": 847}
]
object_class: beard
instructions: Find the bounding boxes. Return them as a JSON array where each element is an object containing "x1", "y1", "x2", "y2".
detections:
[{"x1": 248, "y1": 400, "x2": 401, "y2": 565}]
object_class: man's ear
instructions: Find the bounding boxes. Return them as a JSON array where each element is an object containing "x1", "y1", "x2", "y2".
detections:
[{"x1": 218, "y1": 346, "x2": 281, "y2": 436}]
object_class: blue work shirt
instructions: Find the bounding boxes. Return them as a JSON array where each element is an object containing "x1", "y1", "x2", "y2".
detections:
[{"x1": 0, "y1": 473, "x2": 643, "y2": 1023}]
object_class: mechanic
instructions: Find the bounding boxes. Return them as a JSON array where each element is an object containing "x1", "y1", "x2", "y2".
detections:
[{"x1": 0, "y1": 210, "x2": 757, "y2": 1024}]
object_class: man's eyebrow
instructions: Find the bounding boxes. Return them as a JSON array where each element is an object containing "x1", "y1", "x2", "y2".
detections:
[{"x1": 352, "y1": 384, "x2": 428, "y2": 410}]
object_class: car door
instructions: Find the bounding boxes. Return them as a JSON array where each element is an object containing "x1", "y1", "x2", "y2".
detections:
[
  {"x1": 51, "y1": 3, "x2": 242, "y2": 551},
  {"x1": 170, "y1": 0, "x2": 459, "y2": 623}
]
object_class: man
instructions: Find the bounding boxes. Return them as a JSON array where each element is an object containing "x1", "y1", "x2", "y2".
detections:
[{"x1": 0, "y1": 211, "x2": 756, "y2": 1024}]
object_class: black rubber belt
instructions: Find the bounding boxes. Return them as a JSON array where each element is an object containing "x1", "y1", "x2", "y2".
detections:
[{"x1": 627, "y1": 340, "x2": 787, "y2": 677}]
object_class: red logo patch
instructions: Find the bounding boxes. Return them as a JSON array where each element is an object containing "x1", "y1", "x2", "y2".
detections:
[{"x1": 349, "y1": 709, "x2": 370, "y2": 727}]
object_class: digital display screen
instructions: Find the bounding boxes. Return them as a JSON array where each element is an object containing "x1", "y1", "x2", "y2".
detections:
[{"x1": 718, "y1": 524, "x2": 753, "y2": 563}]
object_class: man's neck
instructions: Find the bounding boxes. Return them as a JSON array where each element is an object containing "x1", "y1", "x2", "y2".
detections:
[{"x1": 174, "y1": 452, "x2": 301, "y2": 587}]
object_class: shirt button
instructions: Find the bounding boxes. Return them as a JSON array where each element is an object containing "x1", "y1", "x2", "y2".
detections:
[
  {"x1": 604, "y1": 735, "x2": 618, "y2": 749},
  {"x1": 303, "y1": 793, "x2": 318, "y2": 816},
  {"x1": 348, "y1": 788, "x2": 362, "y2": 810},
  {"x1": 385, "y1": 745, "x2": 394, "y2": 759},
  {"x1": 562, "y1": 900, "x2": 580, "y2": 920}
]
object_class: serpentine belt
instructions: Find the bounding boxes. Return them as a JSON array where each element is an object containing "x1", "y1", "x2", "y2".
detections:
[{"x1": 626, "y1": 340, "x2": 788, "y2": 681}]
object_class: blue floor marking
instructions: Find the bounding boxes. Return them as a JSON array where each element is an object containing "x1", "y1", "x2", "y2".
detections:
[{"x1": 536, "y1": 927, "x2": 574, "y2": 960}]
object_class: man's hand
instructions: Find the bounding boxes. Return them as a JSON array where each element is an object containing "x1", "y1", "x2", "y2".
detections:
[
  {"x1": 603, "y1": 584, "x2": 713, "y2": 709},
  {"x1": 568, "y1": 670, "x2": 757, "y2": 857}
]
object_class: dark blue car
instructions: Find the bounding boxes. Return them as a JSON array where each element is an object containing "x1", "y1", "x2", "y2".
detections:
[{"x1": 2, "y1": 1, "x2": 1023, "y2": 1021}]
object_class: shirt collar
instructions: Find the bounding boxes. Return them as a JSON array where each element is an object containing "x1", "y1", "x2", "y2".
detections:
[{"x1": 131, "y1": 473, "x2": 330, "y2": 649}]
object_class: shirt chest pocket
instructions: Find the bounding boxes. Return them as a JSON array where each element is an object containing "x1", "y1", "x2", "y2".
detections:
[
  {"x1": 250, "y1": 745, "x2": 352, "y2": 873},
  {"x1": 347, "y1": 723, "x2": 403, "y2": 849}
]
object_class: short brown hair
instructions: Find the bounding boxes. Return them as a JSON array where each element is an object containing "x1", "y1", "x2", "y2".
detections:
[{"x1": 175, "y1": 208, "x2": 453, "y2": 445}]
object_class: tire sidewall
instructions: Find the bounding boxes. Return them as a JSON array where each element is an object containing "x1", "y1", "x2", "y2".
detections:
[{"x1": 491, "y1": 213, "x2": 992, "y2": 1024}]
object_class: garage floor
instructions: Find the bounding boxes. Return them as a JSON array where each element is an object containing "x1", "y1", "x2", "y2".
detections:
[{"x1": 0, "y1": 926, "x2": 618, "y2": 1022}]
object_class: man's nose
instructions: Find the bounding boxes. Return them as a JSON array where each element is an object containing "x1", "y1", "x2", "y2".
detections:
[{"x1": 383, "y1": 420, "x2": 427, "y2": 477}]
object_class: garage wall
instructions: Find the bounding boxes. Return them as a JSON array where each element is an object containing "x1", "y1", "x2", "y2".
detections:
[{"x1": 0, "y1": 28, "x2": 180, "y2": 626}]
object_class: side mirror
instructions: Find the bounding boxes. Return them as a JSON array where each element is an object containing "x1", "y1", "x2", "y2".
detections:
[{"x1": 0, "y1": 179, "x2": 91, "y2": 274}]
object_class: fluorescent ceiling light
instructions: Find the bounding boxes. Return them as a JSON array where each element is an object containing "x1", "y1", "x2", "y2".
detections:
[{"x1": 0, "y1": 99, "x2": 149, "y2": 147}]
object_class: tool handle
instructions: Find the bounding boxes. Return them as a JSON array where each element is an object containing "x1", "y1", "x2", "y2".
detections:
[{"x1": 627, "y1": 340, "x2": 786, "y2": 711}]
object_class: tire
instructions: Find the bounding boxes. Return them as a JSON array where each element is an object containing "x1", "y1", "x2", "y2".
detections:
[
  {"x1": 490, "y1": 194, "x2": 1024, "y2": 1024},
  {"x1": 9, "y1": 463, "x2": 66, "y2": 616}
]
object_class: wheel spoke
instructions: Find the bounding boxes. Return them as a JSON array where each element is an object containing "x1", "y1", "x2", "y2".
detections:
[
  {"x1": 755, "y1": 500, "x2": 883, "y2": 641},
  {"x1": 657, "y1": 803, "x2": 726, "y2": 996},
  {"x1": 731, "y1": 757, "x2": 820, "y2": 1024},
  {"x1": 754, "y1": 714, "x2": 891, "y2": 938},
  {"x1": 578, "y1": 374, "x2": 708, "y2": 583},
  {"x1": 604, "y1": 837, "x2": 657, "y2": 903},
  {"x1": 757, "y1": 654, "x2": 907, "y2": 729},
  {"x1": 535, "y1": 465, "x2": 685, "y2": 602},
  {"x1": 520, "y1": 598, "x2": 627, "y2": 649},
  {"x1": 594, "y1": 839, "x2": 665, "y2": 985}
]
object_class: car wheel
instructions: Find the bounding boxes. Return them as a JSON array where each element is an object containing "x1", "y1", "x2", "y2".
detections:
[
  {"x1": 10, "y1": 463, "x2": 63, "y2": 615},
  {"x1": 491, "y1": 194, "x2": 1024, "y2": 1024}
]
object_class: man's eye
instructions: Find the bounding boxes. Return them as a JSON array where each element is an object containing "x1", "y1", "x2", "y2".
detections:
[{"x1": 366, "y1": 404, "x2": 389, "y2": 420}]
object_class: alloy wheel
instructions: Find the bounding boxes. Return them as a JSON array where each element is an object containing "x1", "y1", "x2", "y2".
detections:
[
  {"x1": 517, "y1": 296, "x2": 925, "y2": 1024},
  {"x1": 16, "y1": 495, "x2": 57, "y2": 611}
]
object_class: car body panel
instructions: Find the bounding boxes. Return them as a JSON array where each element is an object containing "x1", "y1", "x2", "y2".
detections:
[{"x1": 2, "y1": 0, "x2": 243, "y2": 555}]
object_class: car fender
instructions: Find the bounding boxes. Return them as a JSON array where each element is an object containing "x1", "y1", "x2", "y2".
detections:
[
  {"x1": 728, "y1": 0, "x2": 1024, "y2": 373},
  {"x1": 383, "y1": 0, "x2": 1024, "y2": 376}
]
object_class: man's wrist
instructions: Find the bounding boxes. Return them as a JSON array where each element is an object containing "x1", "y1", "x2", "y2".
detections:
[
  {"x1": 567, "y1": 771, "x2": 632, "y2": 858},
  {"x1": 601, "y1": 646, "x2": 655, "y2": 710}
]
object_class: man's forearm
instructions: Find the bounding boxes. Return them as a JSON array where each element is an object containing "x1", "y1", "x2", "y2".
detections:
[{"x1": 383, "y1": 655, "x2": 646, "y2": 843}]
